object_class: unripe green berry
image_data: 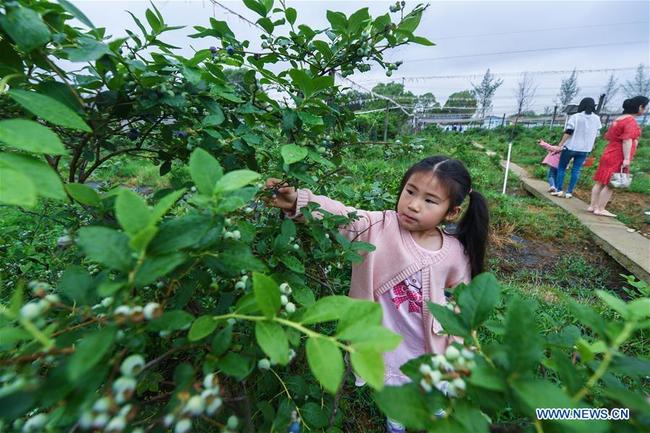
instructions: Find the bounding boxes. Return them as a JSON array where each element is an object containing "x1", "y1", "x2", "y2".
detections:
[
  {"x1": 174, "y1": 418, "x2": 192, "y2": 433},
  {"x1": 120, "y1": 354, "x2": 145, "y2": 377},
  {"x1": 445, "y1": 345, "x2": 460, "y2": 361}
]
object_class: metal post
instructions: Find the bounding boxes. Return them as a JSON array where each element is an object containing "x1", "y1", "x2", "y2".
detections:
[
  {"x1": 501, "y1": 113, "x2": 506, "y2": 127},
  {"x1": 502, "y1": 141, "x2": 513, "y2": 195},
  {"x1": 383, "y1": 101, "x2": 389, "y2": 142},
  {"x1": 550, "y1": 105, "x2": 558, "y2": 128}
]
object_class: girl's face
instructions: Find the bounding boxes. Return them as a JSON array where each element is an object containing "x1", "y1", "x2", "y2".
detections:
[{"x1": 397, "y1": 171, "x2": 460, "y2": 233}]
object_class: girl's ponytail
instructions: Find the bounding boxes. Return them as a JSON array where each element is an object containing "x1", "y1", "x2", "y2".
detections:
[{"x1": 456, "y1": 190, "x2": 489, "y2": 277}]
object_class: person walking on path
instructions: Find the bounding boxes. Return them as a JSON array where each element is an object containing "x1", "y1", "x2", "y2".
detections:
[
  {"x1": 265, "y1": 156, "x2": 489, "y2": 433},
  {"x1": 537, "y1": 139, "x2": 563, "y2": 192},
  {"x1": 589, "y1": 96, "x2": 648, "y2": 217},
  {"x1": 551, "y1": 97, "x2": 602, "y2": 198}
]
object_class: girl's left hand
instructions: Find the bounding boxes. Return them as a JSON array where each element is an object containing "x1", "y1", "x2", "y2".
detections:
[{"x1": 622, "y1": 159, "x2": 631, "y2": 168}]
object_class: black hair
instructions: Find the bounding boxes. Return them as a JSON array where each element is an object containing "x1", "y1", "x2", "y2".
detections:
[
  {"x1": 394, "y1": 156, "x2": 489, "y2": 277},
  {"x1": 622, "y1": 96, "x2": 649, "y2": 115},
  {"x1": 577, "y1": 97, "x2": 596, "y2": 115}
]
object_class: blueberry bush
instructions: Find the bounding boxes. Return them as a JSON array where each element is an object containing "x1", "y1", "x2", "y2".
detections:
[{"x1": 1, "y1": 1, "x2": 649, "y2": 432}]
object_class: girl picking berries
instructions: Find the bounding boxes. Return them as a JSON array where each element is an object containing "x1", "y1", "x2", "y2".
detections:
[{"x1": 265, "y1": 155, "x2": 489, "y2": 433}]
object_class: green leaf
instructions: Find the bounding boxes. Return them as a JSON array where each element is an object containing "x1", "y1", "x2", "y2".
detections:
[
  {"x1": 0, "y1": 167, "x2": 36, "y2": 207},
  {"x1": 326, "y1": 10, "x2": 347, "y2": 32},
  {"x1": 465, "y1": 359, "x2": 506, "y2": 391},
  {"x1": 59, "y1": 265, "x2": 95, "y2": 305},
  {"x1": 188, "y1": 315, "x2": 218, "y2": 341},
  {"x1": 297, "y1": 111, "x2": 323, "y2": 126},
  {"x1": 410, "y1": 35, "x2": 435, "y2": 46},
  {"x1": 67, "y1": 326, "x2": 117, "y2": 382},
  {"x1": 65, "y1": 183, "x2": 100, "y2": 207},
  {"x1": 0, "y1": 152, "x2": 66, "y2": 200},
  {"x1": 374, "y1": 383, "x2": 439, "y2": 429},
  {"x1": 458, "y1": 273, "x2": 501, "y2": 330},
  {"x1": 253, "y1": 272, "x2": 281, "y2": 319},
  {"x1": 285, "y1": 7, "x2": 297, "y2": 25},
  {"x1": 289, "y1": 70, "x2": 314, "y2": 97},
  {"x1": 147, "y1": 214, "x2": 213, "y2": 255},
  {"x1": 299, "y1": 295, "x2": 353, "y2": 325},
  {"x1": 145, "y1": 9, "x2": 162, "y2": 33},
  {"x1": 77, "y1": 227, "x2": 134, "y2": 272},
  {"x1": 217, "y1": 353, "x2": 253, "y2": 380},
  {"x1": 189, "y1": 148, "x2": 223, "y2": 195},
  {"x1": 279, "y1": 254, "x2": 304, "y2": 274},
  {"x1": 211, "y1": 325, "x2": 233, "y2": 355},
  {"x1": 130, "y1": 224, "x2": 157, "y2": 252},
  {"x1": 243, "y1": 0, "x2": 267, "y2": 17},
  {"x1": 0, "y1": 119, "x2": 66, "y2": 155},
  {"x1": 596, "y1": 290, "x2": 629, "y2": 319},
  {"x1": 346, "y1": 326, "x2": 401, "y2": 353},
  {"x1": 58, "y1": 0, "x2": 96, "y2": 28},
  {"x1": 350, "y1": 349, "x2": 383, "y2": 389},
  {"x1": 281, "y1": 144, "x2": 308, "y2": 165},
  {"x1": 504, "y1": 296, "x2": 543, "y2": 374},
  {"x1": 9, "y1": 90, "x2": 91, "y2": 132},
  {"x1": 348, "y1": 8, "x2": 369, "y2": 33},
  {"x1": 399, "y1": 11, "x2": 422, "y2": 33},
  {"x1": 215, "y1": 169, "x2": 260, "y2": 193},
  {"x1": 63, "y1": 36, "x2": 112, "y2": 62},
  {"x1": 147, "y1": 310, "x2": 194, "y2": 332},
  {"x1": 426, "y1": 302, "x2": 471, "y2": 338},
  {"x1": 116, "y1": 189, "x2": 151, "y2": 235},
  {"x1": 0, "y1": 6, "x2": 51, "y2": 52},
  {"x1": 134, "y1": 253, "x2": 186, "y2": 287},
  {"x1": 255, "y1": 321, "x2": 289, "y2": 365},
  {"x1": 306, "y1": 337, "x2": 343, "y2": 394},
  {"x1": 150, "y1": 189, "x2": 185, "y2": 223}
]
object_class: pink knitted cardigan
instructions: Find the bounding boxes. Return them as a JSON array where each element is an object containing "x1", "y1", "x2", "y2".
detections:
[{"x1": 283, "y1": 188, "x2": 472, "y2": 353}]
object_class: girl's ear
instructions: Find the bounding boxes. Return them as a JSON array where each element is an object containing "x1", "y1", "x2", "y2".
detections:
[{"x1": 446, "y1": 205, "x2": 462, "y2": 221}]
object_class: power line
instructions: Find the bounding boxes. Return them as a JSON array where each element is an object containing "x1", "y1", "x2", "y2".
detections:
[
  {"x1": 406, "y1": 41, "x2": 648, "y2": 63},
  {"x1": 355, "y1": 67, "x2": 639, "y2": 83},
  {"x1": 337, "y1": 73, "x2": 413, "y2": 116},
  {"x1": 433, "y1": 21, "x2": 648, "y2": 41}
]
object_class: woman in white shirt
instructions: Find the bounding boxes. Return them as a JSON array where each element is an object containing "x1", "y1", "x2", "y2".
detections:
[{"x1": 551, "y1": 97, "x2": 602, "y2": 198}]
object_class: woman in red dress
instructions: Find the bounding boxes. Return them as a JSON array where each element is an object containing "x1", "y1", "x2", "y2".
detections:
[{"x1": 589, "y1": 96, "x2": 648, "y2": 217}]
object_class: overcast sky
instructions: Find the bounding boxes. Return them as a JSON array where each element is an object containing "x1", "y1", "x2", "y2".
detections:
[{"x1": 72, "y1": 0, "x2": 650, "y2": 115}]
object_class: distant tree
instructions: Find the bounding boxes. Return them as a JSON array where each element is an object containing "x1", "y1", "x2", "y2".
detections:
[
  {"x1": 556, "y1": 68, "x2": 580, "y2": 108},
  {"x1": 471, "y1": 68, "x2": 503, "y2": 119},
  {"x1": 514, "y1": 73, "x2": 537, "y2": 117},
  {"x1": 543, "y1": 106, "x2": 553, "y2": 116},
  {"x1": 443, "y1": 90, "x2": 477, "y2": 116},
  {"x1": 601, "y1": 73, "x2": 619, "y2": 113},
  {"x1": 414, "y1": 92, "x2": 440, "y2": 114},
  {"x1": 621, "y1": 63, "x2": 650, "y2": 98}
]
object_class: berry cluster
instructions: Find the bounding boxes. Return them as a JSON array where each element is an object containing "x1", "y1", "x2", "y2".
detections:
[
  {"x1": 77, "y1": 354, "x2": 145, "y2": 431},
  {"x1": 20, "y1": 281, "x2": 61, "y2": 321},
  {"x1": 418, "y1": 345, "x2": 476, "y2": 398},
  {"x1": 389, "y1": 1, "x2": 406, "y2": 13},
  {"x1": 112, "y1": 302, "x2": 163, "y2": 324},
  {"x1": 163, "y1": 373, "x2": 227, "y2": 433},
  {"x1": 234, "y1": 273, "x2": 249, "y2": 290},
  {"x1": 279, "y1": 282, "x2": 296, "y2": 314}
]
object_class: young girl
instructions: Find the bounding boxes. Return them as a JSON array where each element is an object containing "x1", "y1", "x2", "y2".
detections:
[
  {"x1": 537, "y1": 139, "x2": 563, "y2": 193},
  {"x1": 265, "y1": 155, "x2": 489, "y2": 433}
]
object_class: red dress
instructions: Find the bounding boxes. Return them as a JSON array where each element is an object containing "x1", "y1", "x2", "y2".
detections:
[{"x1": 593, "y1": 116, "x2": 642, "y2": 185}]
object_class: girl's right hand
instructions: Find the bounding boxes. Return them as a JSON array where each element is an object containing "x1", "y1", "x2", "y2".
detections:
[{"x1": 264, "y1": 178, "x2": 298, "y2": 211}]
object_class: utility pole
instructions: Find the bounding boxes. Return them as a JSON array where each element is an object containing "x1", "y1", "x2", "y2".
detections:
[
  {"x1": 383, "y1": 100, "x2": 389, "y2": 142},
  {"x1": 596, "y1": 93, "x2": 605, "y2": 114}
]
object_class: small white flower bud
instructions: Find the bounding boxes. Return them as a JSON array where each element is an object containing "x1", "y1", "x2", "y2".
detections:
[
  {"x1": 258, "y1": 358, "x2": 271, "y2": 370},
  {"x1": 114, "y1": 305, "x2": 131, "y2": 317},
  {"x1": 174, "y1": 418, "x2": 192, "y2": 433},
  {"x1": 163, "y1": 414, "x2": 175, "y2": 427},
  {"x1": 92, "y1": 413, "x2": 109, "y2": 429},
  {"x1": 20, "y1": 303, "x2": 41, "y2": 320},
  {"x1": 292, "y1": 243, "x2": 299, "y2": 250},
  {"x1": 101, "y1": 297, "x2": 114, "y2": 308},
  {"x1": 419, "y1": 378, "x2": 432, "y2": 393},
  {"x1": 112, "y1": 377, "x2": 136, "y2": 403},
  {"x1": 431, "y1": 354, "x2": 445, "y2": 369},
  {"x1": 191, "y1": 186, "x2": 197, "y2": 193},
  {"x1": 224, "y1": 231, "x2": 233, "y2": 239},
  {"x1": 461, "y1": 348, "x2": 475, "y2": 360},
  {"x1": 234, "y1": 281, "x2": 246, "y2": 290},
  {"x1": 203, "y1": 373, "x2": 219, "y2": 390},
  {"x1": 231, "y1": 230, "x2": 241, "y2": 240},
  {"x1": 119, "y1": 404, "x2": 133, "y2": 418},
  {"x1": 120, "y1": 354, "x2": 145, "y2": 377},
  {"x1": 280, "y1": 295, "x2": 289, "y2": 306},
  {"x1": 143, "y1": 302, "x2": 162, "y2": 320},
  {"x1": 93, "y1": 396, "x2": 112, "y2": 413},
  {"x1": 79, "y1": 411, "x2": 94, "y2": 429},
  {"x1": 285, "y1": 302, "x2": 296, "y2": 314},
  {"x1": 419, "y1": 364, "x2": 432, "y2": 375},
  {"x1": 227, "y1": 415, "x2": 239, "y2": 429},
  {"x1": 430, "y1": 370, "x2": 442, "y2": 384},
  {"x1": 106, "y1": 416, "x2": 126, "y2": 432},
  {"x1": 451, "y1": 378, "x2": 466, "y2": 392},
  {"x1": 279, "y1": 282, "x2": 290, "y2": 293},
  {"x1": 224, "y1": 218, "x2": 232, "y2": 226},
  {"x1": 445, "y1": 346, "x2": 460, "y2": 361},
  {"x1": 44, "y1": 294, "x2": 60, "y2": 304},
  {"x1": 325, "y1": 233, "x2": 330, "y2": 239},
  {"x1": 206, "y1": 397, "x2": 222, "y2": 415},
  {"x1": 184, "y1": 395, "x2": 205, "y2": 416}
]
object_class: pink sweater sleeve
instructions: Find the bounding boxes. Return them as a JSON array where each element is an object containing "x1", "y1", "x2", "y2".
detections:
[
  {"x1": 282, "y1": 188, "x2": 389, "y2": 243},
  {"x1": 538, "y1": 140, "x2": 562, "y2": 153}
]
